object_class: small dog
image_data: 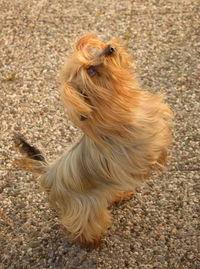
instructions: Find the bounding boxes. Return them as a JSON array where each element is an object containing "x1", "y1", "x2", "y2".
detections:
[{"x1": 15, "y1": 34, "x2": 173, "y2": 248}]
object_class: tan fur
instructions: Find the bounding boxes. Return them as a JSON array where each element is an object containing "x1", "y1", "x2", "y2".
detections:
[{"x1": 15, "y1": 34, "x2": 173, "y2": 248}]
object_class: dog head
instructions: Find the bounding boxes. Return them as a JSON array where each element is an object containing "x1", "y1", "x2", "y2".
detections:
[{"x1": 61, "y1": 34, "x2": 139, "y2": 143}]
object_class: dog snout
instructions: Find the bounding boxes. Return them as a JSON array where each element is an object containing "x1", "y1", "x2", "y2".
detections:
[{"x1": 100, "y1": 45, "x2": 115, "y2": 57}]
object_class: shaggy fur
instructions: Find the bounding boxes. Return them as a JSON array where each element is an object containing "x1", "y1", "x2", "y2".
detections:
[{"x1": 15, "y1": 34, "x2": 173, "y2": 248}]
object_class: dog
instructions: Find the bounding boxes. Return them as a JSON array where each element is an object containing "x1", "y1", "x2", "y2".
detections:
[{"x1": 15, "y1": 33, "x2": 173, "y2": 248}]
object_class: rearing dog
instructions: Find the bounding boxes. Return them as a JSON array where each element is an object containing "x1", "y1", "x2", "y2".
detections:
[{"x1": 15, "y1": 33, "x2": 173, "y2": 248}]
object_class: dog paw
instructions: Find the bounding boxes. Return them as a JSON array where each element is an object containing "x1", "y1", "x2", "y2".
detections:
[
  {"x1": 62, "y1": 225, "x2": 101, "y2": 248},
  {"x1": 82, "y1": 237, "x2": 101, "y2": 249},
  {"x1": 74, "y1": 235, "x2": 101, "y2": 249},
  {"x1": 113, "y1": 191, "x2": 135, "y2": 204}
]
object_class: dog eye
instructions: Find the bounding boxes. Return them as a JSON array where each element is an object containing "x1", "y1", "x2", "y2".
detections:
[
  {"x1": 87, "y1": 66, "x2": 97, "y2": 77},
  {"x1": 77, "y1": 87, "x2": 83, "y2": 93},
  {"x1": 80, "y1": 115, "x2": 87, "y2": 121}
]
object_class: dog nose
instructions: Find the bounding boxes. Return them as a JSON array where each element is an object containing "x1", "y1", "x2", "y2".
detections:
[
  {"x1": 103, "y1": 45, "x2": 115, "y2": 56},
  {"x1": 108, "y1": 45, "x2": 115, "y2": 54},
  {"x1": 105, "y1": 45, "x2": 115, "y2": 55}
]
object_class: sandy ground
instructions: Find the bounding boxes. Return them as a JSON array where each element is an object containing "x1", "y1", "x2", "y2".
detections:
[{"x1": 0, "y1": 0, "x2": 199, "y2": 268}]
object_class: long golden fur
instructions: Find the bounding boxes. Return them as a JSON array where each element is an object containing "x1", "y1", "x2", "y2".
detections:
[{"x1": 15, "y1": 34, "x2": 173, "y2": 248}]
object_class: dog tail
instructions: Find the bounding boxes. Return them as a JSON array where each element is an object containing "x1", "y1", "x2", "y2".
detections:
[{"x1": 14, "y1": 135, "x2": 47, "y2": 174}]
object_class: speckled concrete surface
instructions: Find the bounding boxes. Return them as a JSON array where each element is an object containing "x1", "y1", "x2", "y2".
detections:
[{"x1": 0, "y1": 0, "x2": 199, "y2": 268}]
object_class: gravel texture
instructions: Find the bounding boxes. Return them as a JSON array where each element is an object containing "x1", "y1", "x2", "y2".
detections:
[{"x1": 0, "y1": 0, "x2": 199, "y2": 268}]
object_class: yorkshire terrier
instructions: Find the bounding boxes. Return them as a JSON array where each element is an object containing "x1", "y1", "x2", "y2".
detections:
[{"x1": 15, "y1": 34, "x2": 173, "y2": 248}]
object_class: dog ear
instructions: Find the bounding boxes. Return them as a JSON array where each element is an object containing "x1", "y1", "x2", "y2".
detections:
[
  {"x1": 61, "y1": 82, "x2": 92, "y2": 124},
  {"x1": 75, "y1": 33, "x2": 97, "y2": 51}
]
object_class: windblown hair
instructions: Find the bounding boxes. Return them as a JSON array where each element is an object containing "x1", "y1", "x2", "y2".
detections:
[{"x1": 16, "y1": 34, "x2": 173, "y2": 247}]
